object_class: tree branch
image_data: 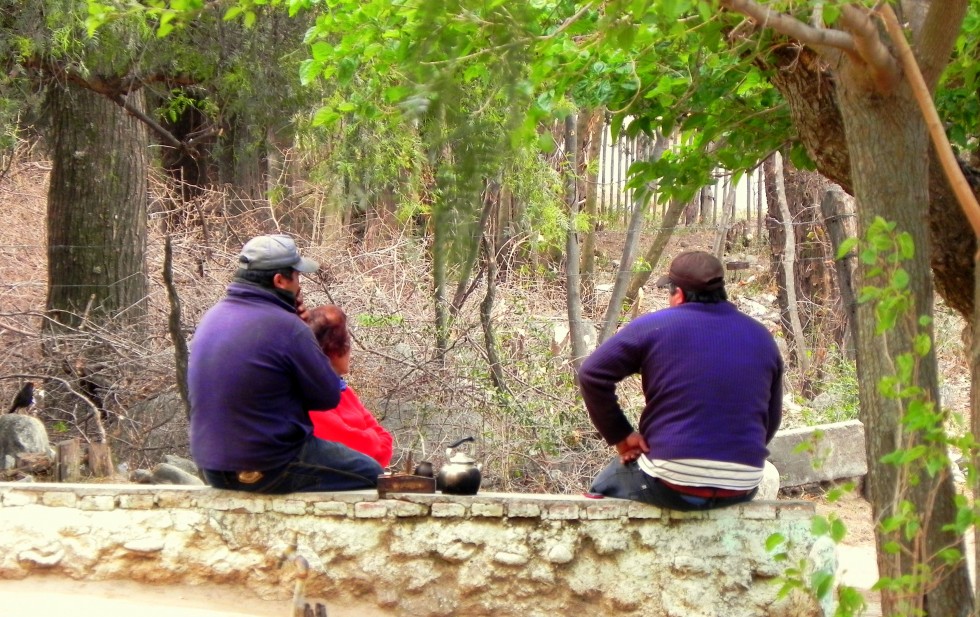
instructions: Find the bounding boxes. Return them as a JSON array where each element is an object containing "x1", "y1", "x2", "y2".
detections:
[
  {"x1": 879, "y1": 4, "x2": 980, "y2": 241},
  {"x1": 838, "y1": 5, "x2": 901, "y2": 92},
  {"x1": 108, "y1": 94, "x2": 186, "y2": 151},
  {"x1": 719, "y1": 0, "x2": 857, "y2": 54},
  {"x1": 912, "y1": 0, "x2": 968, "y2": 91},
  {"x1": 23, "y1": 56, "x2": 202, "y2": 158}
]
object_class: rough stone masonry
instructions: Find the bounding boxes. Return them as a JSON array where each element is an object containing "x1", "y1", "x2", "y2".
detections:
[{"x1": 0, "y1": 484, "x2": 829, "y2": 617}]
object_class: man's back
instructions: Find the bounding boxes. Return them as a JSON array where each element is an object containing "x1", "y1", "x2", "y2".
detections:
[
  {"x1": 580, "y1": 301, "x2": 782, "y2": 468},
  {"x1": 189, "y1": 282, "x2": 340, "y2": 471}
]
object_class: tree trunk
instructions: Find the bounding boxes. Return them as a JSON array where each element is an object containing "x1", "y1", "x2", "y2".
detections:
[
  {"x1": 480, "y1": 226, "x2": 508, "y2": 398},
  {"x1": 772, "y1": 152, "x2": 810, "y2": 379},
  {"x1": 45, "y1": 84, "x2": 149, "y2": 330},
  {"x1": 624, "y1": 196, "x2": 688, "y2": 307},
  {"x1": 836, "y1": 65, "x2": 972, "y2": 616},
  {"x1": 450, "y1": 181, "x2": 495, "y2": 316},
  {"x1": 599, "y1": 132, "x2": 669, "y2": 343},
  {"x1": 577, "y1": 108, "x2": 604, "y2": 315},
  {"x1": 972, "y1": 258, "x2": 980, "y2": 611},
  {"x1": 818, "y1": 186, "x2": 858, "y2": 359},
  {"x1": 564, "y1": 115, "x2": 587, "y2": 372},
  {"x1": 217, "y1": 114, "x2": 269, "y2": 223},
  {"x1": 763, "y1": 42, "x2": 979, "y2": 322},
  {"x1": 711, "y1": 175, "x2": 735, "y2": 258}
]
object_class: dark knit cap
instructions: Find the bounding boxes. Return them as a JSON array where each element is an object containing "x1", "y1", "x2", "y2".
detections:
[{"x1": 655, "y1": 251, "x2": 725, "y2": 292}]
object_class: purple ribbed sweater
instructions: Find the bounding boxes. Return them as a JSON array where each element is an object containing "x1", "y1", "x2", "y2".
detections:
[{"x1": 579, "y1": 301, "x2": 783, "y2": 468}]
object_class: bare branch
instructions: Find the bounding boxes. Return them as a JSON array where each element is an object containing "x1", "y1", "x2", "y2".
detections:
[
  {"x1": 838, "y1": 5, "x2": 901, "y2": 92},
  {"x1": 719, "y1": 0, "x2": 857, "y2": 54},
  {"x1": 109, "y1": 94, "x2": 185, "y2": 151},
  {"x1": 912, "y1": 0, "x2": 968, "y2": 91}
]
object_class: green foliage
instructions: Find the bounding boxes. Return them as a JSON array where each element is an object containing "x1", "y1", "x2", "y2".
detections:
[
  {"x1": 936, "y1": 0, "x2": 980, "y2": 154},
  {"x1": 357, "y1": 313, "x2": 406, "y2": 328}
]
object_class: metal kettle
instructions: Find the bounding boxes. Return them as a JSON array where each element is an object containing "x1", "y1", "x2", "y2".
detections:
[{"x1": 436, "y1": 436, "x2": 482, "y2": 495}]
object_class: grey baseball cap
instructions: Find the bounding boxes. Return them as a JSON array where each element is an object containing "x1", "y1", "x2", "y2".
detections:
[{"x1": 238, "y1": 234, "x2": 319, "y2": 273}]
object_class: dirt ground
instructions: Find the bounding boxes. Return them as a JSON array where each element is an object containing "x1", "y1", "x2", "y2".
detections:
[
  {"x1": 0, "y1": 575, "x2": 393, "y2": 617},
  {"x1": 810, "y1": 488, "x2": 879, "y2": 590}
]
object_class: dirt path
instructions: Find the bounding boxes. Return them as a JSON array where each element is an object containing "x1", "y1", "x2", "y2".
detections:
[{"x1": 0, "y1": 576, "x2": 392, "y2": 617}]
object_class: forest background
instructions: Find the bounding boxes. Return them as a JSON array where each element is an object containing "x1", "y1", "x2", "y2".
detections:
[{"x1": 3, "y1": 0, "x2": 980, "y2": 614}]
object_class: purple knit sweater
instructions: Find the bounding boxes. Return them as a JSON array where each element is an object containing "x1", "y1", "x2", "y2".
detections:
[
  {"x1": 579, "y1": 301, "x2": 783, "y2": 468},
  {"x1": 189, "y1": 283, "x2": 341, "y2": 471}
]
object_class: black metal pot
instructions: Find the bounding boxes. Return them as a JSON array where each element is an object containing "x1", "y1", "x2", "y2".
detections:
[{"x1": 436, "y1": 437, "x2": 482, "y2": 495}]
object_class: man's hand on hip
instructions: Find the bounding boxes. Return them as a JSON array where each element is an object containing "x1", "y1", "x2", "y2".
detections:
[{"x1": 615, "y1": 432, "x2": 649, "y2": 464}]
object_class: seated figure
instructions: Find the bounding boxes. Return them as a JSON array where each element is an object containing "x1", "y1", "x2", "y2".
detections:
[
  {"x1": 189, "y1": 235, "x2": 382, "y2": 493},
  {"x1": 307, "y1": 305, "x2": 394, "y2": 468}
]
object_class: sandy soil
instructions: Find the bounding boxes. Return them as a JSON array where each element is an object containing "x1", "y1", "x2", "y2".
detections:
[
  {"x1": 0, "y1": 576, "x2": 393, "y2": 617},
  {"x1": 811, "y1": 489, "x2": 879, "y2": 590}
]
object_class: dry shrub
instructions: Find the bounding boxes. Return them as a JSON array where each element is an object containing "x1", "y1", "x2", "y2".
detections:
[{"x1": 0, "y1": 150, "x2": 610, "y2": 492}]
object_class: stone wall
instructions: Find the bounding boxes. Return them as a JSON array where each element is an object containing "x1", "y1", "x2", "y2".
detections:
[{"x1": 0, "y1": 484, "x2": 827, "y2": 617}]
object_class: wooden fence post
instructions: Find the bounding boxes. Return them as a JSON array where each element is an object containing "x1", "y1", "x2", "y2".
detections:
[
  {"x1": 87, "y1": 442, "x2": 114, "y2": 478},
  {"x1": 56, "y1": 438, "x2": 81, "y2": 482}
]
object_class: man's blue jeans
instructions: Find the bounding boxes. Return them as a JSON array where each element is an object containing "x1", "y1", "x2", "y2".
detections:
[
  {"x1": 590, "y1": 459, "x2": 756, "y2": 511},
  {"x1": 202, "y1": 435, "x2": 382, "y2": 494}
]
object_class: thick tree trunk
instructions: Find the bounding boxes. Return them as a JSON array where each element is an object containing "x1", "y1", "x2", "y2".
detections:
[
  {"x1": 764, "y1": 44, "x2": 979, "y2": 321},
  {"x1": 836, "y1": 66, "x2": 972, "y2": 616},
  {"x1": 217, "y1": 114, "x2": 269, "y2": 222},
  {"x1": 45, "y1": 84, "x2": 149, "y2": 330}
]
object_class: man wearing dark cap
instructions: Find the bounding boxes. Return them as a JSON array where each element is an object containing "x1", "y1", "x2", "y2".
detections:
[
  {"x1": 189, "y1": 234, "x2": 382, "y2": 493},
  {"x1": 579, "y1": 250, "x2": 783, "y2": 510}
]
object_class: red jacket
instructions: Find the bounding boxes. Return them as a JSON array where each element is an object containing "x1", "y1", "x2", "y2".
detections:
[{"x1": 309, "y1": 384, "x2": 393, "y2": 467}]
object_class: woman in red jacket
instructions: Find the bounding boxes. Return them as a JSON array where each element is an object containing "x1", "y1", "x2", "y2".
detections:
[{"x1": 307, "y1": 305, "x2": 393, "y2": 468}]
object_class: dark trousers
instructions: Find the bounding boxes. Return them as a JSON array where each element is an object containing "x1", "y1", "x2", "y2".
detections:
[
  {"x1": 203, "y1": 435, "x2": 382, "y2": 494},
  {"x1": 590, "y1": 459, "x2": 756, "y2": 512}
]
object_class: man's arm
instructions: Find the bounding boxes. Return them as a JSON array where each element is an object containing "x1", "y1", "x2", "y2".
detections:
[
  {"x1": 292, "y1": 327, "x2": 342, "y2": 411},
  {"x1": 765, "y1": 356, "x2": 784, "y2": 444},
  {"x1": 578, "y1": 326, "x2": 645, "y2": 446}
]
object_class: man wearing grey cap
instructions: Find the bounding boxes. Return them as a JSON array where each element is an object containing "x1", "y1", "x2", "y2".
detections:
[
  {"x1": 188, "y1": 234, "x2": 382, "y2": 493},
  {"x1": 579, "y1": 250, "x2": 783, "y2": 510}
]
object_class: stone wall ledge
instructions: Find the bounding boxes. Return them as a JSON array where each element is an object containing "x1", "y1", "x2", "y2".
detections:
[
  {"x1": 0, "y1": 482, "x2": 814, "y2": 520},
  {"x1": 0, "y1": 482, "x2": 827, "y2": 617}
]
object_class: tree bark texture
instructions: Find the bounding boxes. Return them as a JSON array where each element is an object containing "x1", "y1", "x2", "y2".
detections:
[
  {"x1": 765, "y1": 155, "x2": 844, "y2": 395},
  {"x1": 836, "y1": 64, "x2": 972, "y2": 616},
  {"x1": 45, "y1": 84, "x2": 149, "y2": 329},
  {"x1": 818, "y1": 186, "x2": 858, "y2": 360},
  {"x1": 217, "y1": 114, "x2": 269, "y2": 222}
]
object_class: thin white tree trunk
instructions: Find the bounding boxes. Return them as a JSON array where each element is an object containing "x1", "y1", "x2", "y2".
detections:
[
  {"x1": 773, "y1": 152, "x2": 809, "y2": 376},
  {"x1": 564, "y1": 114, "x2": 587, "y2": 371},
  {"x1": 712, "y1": 174, "x2": 736, "y2": 258}
]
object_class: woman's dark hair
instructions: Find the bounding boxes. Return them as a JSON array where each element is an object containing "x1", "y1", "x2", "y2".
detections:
[
  {"x1": 668, "y1": 282, "x2": 728, "y2": 304},
  {"x1": 234, "y1": 267, "x2": 296, "y2": 289},
  {"x1": 308, "y1": 305, "x2": 351, "y2": 357}
]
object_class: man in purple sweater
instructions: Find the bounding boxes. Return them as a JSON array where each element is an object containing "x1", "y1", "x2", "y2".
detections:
[
  {"x1": 580, "y1": 251, "x2": 782, "y2": 510},
  {"x1": 189, "y1": 234, "x2": 382, "y2": 493}
]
